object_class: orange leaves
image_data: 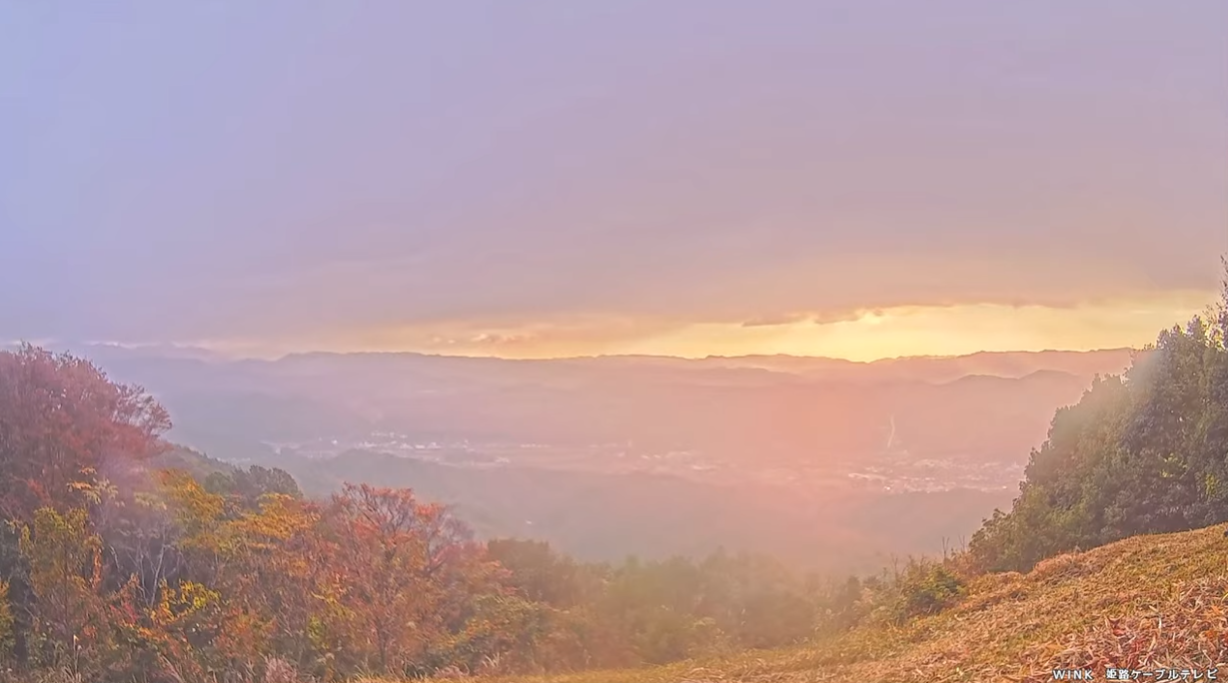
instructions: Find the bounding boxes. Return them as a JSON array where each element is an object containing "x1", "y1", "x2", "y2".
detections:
[
  {"x1": 292, "y1": 484, "x2": 493, "y2": 675},
  {"x1": 0, "y1": 346, "x2": 518, "y2": 677},
  {"x1": 154, "y1": 469, "x2": 227, "y2": 556},
  {"x1": 230, "y1": 494, "x2": 319, "y2": 549}
]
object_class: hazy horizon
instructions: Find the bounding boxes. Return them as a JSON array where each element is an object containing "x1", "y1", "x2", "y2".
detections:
[
  {"x1": 4, "y1": 1, "x2": 1226, "y2": 361},
  {"x1": 4, "y1": 337, "x2": 1143, "y2": 364}
]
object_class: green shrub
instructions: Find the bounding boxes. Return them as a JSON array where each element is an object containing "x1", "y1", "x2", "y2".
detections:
[{"x1": 891, "y1": 561, "x2": 965, "y2": 623}]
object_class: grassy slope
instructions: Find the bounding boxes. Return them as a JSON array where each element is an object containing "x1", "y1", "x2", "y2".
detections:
[{"x1": 426, "y1": 523, "x2": 1228, "y2": 683}]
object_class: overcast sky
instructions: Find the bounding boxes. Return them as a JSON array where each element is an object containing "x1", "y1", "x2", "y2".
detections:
[{"x1": 3, "y1": 2, "x2": 1226, "y2": 359}]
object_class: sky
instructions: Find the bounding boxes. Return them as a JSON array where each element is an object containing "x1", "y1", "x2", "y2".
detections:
[{"x1": 2, "y1": 2, "x2": 1227, "y2": 361}]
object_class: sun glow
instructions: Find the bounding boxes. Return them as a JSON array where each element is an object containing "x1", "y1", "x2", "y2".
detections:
[{"x1": 195, "y1": 291, "x2": 1215, "y2": 362}]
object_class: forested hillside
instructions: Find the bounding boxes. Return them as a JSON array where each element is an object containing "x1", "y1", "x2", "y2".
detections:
[
  {"x1": 967, "y1": 281, "x2": 1228, "y2": 574},
  {"x1": 0, "y1": 345, "x2": 963, "y2": 683}
]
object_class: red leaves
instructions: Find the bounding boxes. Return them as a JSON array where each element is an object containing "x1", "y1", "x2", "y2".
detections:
[{"x1": 0, "y1": 344, "x2": 170, "y2": 521}]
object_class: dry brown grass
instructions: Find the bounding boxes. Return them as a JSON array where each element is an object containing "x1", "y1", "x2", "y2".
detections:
[{"x1": 405, "y1": 522, "x2": 1228, "y2": 683}]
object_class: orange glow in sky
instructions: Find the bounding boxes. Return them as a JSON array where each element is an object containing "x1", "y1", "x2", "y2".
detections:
[
  {"x1": 6, "y1": 4, "x2": 1225, "y2": 356},
  {"x1": 195, "y1": 290, "x2": 1215, "y2": 361}
]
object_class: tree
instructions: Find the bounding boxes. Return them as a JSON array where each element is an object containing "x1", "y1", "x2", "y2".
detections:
[
  {"x1": 0, "y1": 579, "x2": 13, "y2": 658},
  {"x1": 312, "y1": 484, "x2": 493, "y2": 676},
  {"x1": 967, "y1": 260, "x2": 1228, "y2": 573},
  {"x1": 204, "y1": 465, "x2": 303, "y2": 512},
  {"x1": 0, "y1": 344, "x2": 170, "y2": 521},
  {"x1": 18, "y1": 507, "x2": 109, "y2": 671},
  {"x1": 486, "y1": 539, "x2": 588, "y2": 608}
]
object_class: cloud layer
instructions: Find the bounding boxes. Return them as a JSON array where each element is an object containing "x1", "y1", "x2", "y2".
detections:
[{"x1": 2, "y1": 2, "x2": 1226, "y2": 357}]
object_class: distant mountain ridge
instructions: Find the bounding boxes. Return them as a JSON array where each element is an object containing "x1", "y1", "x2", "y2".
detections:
[
  {"x1": 52, "y1": 344, "x2": 1135, "y2": 466},
  {"x1": 71, "y1": 343, "x2": 1136, "y2": 381}
]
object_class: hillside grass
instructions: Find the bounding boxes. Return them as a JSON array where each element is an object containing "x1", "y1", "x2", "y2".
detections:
[{"x1": 424, "y1": 523, "x2": 1228, "y2": 683}]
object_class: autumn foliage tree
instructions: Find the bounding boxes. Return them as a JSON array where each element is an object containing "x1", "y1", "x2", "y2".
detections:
[
  {"x1": 0, "y1": 344, "x2": 170, "y2": 521},
  {"x1": 18, "y1": 507, "x2": 111, "y2": 670},
  {"x1": 308, "y1": 484, "x2": 499, "y2": 677},
  {"x1": 0, "y1": 345, "x2": 170, "y2": 672},
  {"x1": 0, "y1": 342, "x2": 1014, "y2": 681}
]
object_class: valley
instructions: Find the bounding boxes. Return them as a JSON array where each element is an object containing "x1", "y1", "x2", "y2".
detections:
[{"x1": 67, "y1": 345, "x2": 1132, "y2": 573}]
